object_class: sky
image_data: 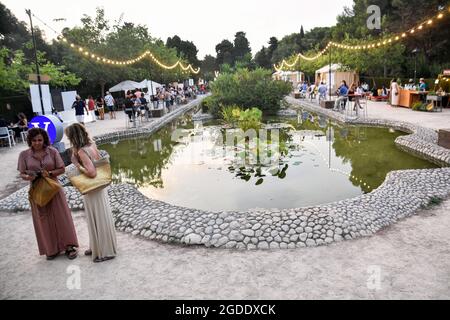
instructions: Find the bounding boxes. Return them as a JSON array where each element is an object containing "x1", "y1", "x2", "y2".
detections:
[{"x1": 2, "y1": 0, "x2": 354, "y2": 59}]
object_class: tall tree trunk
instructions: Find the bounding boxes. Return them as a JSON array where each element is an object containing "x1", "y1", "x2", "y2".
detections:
[{"x1": 99, "y1": 80, "x2": 106, "y2": 97}]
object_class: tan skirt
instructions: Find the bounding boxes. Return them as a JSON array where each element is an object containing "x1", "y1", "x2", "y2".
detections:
[{"x1": 83, "y1": 188, "x2": 117, "y2": 260}]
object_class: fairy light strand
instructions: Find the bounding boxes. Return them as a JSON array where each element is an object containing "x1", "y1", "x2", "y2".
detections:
[
  {"x1": 274, "y1": 7, "x2": 449, "y2": 71},
  {"x1": 28, "y1": 12, "x2": 200, "y2": 74}
]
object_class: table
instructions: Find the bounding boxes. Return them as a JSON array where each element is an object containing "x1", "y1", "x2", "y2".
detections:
[{"x1": 398, "y1": 89, "x2": 427, "y2": 108}]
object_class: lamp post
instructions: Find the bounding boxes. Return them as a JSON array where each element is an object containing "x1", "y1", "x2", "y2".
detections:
[
  {"x1": 412, "y1": 48, "x2": 420, "y2": 85},
  {"x1": 328, "y1": 45, "x2": 332, "y2": 100},
  {"x1": 26, "y1": 9, "x2": 45, "y2": 115}
]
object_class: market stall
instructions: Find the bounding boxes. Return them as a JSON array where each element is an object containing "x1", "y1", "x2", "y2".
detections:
[
  {"x1": 397, "y1": 89, "x2": 426, "y2": 108},
  {"x1": 272, "y1": 71, "x2": 305, "y2": 88},
  {"x1": 315, "y1": 64, "x2": 359, "y2": 93}
]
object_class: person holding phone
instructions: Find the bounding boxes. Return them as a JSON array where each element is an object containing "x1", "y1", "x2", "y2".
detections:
[{"x1": 17, "y1": 128, "x2": 79, "y2": 260}]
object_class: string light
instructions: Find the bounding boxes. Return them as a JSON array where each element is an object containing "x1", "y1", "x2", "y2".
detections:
[
  {"x1": 59, "y1": 38, "x2": 201, "y2": 74},
  {"x1": 274, "y1": 7, "x2": 449, "y2": 71}
]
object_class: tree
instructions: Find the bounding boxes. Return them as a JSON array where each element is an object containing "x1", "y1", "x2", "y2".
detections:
[
  {"x1": 215, "y1": 39, "x2": 234, "y2": 67},
  {"x1": 233, "y1": 31, "x2": 251, "y2": 62},
  {"x1": 254, "y1": 46, "x2": 272, "y2": 69},
  {"x1": 0, "y1": 47, "x2": 80, "y2": 94},
  {"x1": 200, "y1": 54, "x2": 217, "y2": 81},
  {"x1": 167, "y1": 35, "x2": 200, "y2": 66},
  {"x1": 57, "y1": 8, "x2": 184, "y2": 96}
]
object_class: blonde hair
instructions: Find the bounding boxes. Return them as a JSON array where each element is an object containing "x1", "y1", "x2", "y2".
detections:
[{"x1": 65, "y1": 123, "x2": 91, "y2": 150}]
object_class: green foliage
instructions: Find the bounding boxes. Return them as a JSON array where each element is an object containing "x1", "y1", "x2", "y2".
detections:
[
  {"x1": 166, "y1": 35, "x2": 199, "y2": 67},
  {"x1": 0, "y1": 47, "x2": 81, "y2": 94},
  {"x1": 221, "y1": 105, "x2": 242, "y2": 127},
  {"x1": 238, "y1": 107, "x2": 263, "y2": 132},
  {"x1": 220, "y1": 106, "x2": 263, "y2": 132},
  {"x1": 210, "y1": 68, "x2": 292, "y2": 116},
  {"x1": 255, "y1": 0, "x2": 450, "y2": 78},
  {"x1": 214, "y1": 32, "x2": 252, "y2": 68}
]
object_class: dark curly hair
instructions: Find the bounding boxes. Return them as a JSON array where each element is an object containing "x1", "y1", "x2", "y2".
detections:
[{"x1": 27, "y1": 128, "x2": 50, "y2": 148}]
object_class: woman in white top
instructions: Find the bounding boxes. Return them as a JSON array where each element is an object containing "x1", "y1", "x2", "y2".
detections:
[
  {"x1": 65, "y1": 123, "x2": 117, "y2": 263},
  {"x1": 390, "y1": 79, "x2": 400, "y2": 107}
]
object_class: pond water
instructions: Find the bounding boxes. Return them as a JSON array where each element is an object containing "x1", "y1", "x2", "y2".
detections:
[{"x1": 102, "y1": 111, "x2": 439, "y2": 211}]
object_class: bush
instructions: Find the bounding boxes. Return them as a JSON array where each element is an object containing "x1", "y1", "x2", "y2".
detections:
[
  {"x1": 238, "y1": 108, "x2": 263, "y2": 132},
  {"x1": 200, "y1": 96, "x2": 222, "y2": 117},
  {"x1": 221, "y1": 105, "x2": 242, "y2": 127},
  {"x1": 221, "y1": 106, "x2": 263, "y2": 132},
  {"x1": 210, "y1": 68, "x2": 292, "y2": 116}
]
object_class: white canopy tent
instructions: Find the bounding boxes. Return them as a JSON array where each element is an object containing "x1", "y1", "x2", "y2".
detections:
[
  {"x1": 138, "y1": 79, "x2": 163, "y2": 95},
  {"x1": 108, "y1": 80, "x2": 142, "y2": 93}
]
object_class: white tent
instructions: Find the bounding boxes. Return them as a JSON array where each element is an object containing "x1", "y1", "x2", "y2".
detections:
[
  {"x1": 315, "y1": 64, "x2": 359, "y2": 93},
  {"x1": 138, "y1": 79, "x2": 163, "y2": 95},
  {"x1": 108, "y1": 80, "x2": 142, "y2": 93},
  {"x1": 315, "y1": 64, "x2": 342, "y2": 74}
]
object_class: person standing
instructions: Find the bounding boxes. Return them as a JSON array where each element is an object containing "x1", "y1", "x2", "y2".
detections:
[
  {"x1": 124, "y1": 92, "x2": 135, "y2": 122},
  {"x1": 87, "y1": 96, "x2": 96, "y2": 122},
  {"x1": 96, "y1": 96, "x2": 105, "y2": 120},
  {"x1": 135, "y1": 89, "x2": 142, "y2": 99},
  {"x1": 104, "y1": 91, "x2": 116, "y2": 120},
  {"x1": 390, "y1": 79, "x2": 400, "y2": 107},
  {"x1": 72, "y1": 95, "x2": 89, "y2": 125},
  {"x1": 17, "y1": 128, "x2": 79, "y2": 260},
  {"x1": 65, "y1": 123, "x2": 117, "y2": 263}
]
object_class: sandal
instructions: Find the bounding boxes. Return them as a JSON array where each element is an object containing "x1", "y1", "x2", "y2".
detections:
[
  {"x1": 93, "y1": 256, "x2": 115, "y2": 263},
  {"x1": 65, "y1": 246, "x2": 78, "y2": 260},
  {"x1": 46, "y1": 253, "x2": 59, "y2": 260},
  {"x1": 85, "y1": 249, "x2": 92, "y2": 256}
]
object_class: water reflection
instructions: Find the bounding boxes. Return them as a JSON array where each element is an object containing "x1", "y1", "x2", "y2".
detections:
[{"x1": 101, "y1": 111, "x2": 439, "y2": 211}]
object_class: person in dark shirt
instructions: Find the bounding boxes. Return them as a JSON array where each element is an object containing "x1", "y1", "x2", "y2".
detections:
[
  {"x1": 124, "y1": 93, "x2": 135, "y2": 122},
  {"x1": 72, "y1": 95, "x2": 89, "y2": 125}
]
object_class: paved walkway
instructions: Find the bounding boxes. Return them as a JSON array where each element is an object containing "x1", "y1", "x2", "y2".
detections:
[
  {"x1": 1, "y1": 97, "x2": 449, "y2": 299},
  {"x1": 365, "y1": 100, "x2": 450, "y2": 131},
  {"x1": 296, "y1": 97, "x2": 450, "y2": 131}
]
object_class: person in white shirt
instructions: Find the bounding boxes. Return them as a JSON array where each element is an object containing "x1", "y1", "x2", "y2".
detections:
[{"x1": 104, "y1": 92, "x2": 116, "y2": 120}]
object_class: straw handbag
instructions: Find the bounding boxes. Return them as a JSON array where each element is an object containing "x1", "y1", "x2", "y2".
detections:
[
  {"x1": 67, "y1": 153, "x2": 112, "y2": 195},
  {"x1": 29, "y1": 175, "x2": 62, "y2": 207}
]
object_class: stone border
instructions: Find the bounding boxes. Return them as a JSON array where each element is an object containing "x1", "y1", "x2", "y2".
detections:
[{"x1": 1, "y1": 95, "x2": 450, "y2": 251}]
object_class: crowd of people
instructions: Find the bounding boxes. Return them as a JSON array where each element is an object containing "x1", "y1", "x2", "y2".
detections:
[
  {"x1": 295, "y1": 77, "x2": 433, "y2": 112},
  {"x1": 72, "y1": 84, "x2": 207, "y2": 125}
]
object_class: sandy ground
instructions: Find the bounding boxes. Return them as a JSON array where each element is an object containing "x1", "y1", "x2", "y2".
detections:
[
  {"x1": 1, "y1": 99, "x2": 450, "y2": 300},
  {"x1": 1, "y1": 198, "x2": 449, "y2": 300}
]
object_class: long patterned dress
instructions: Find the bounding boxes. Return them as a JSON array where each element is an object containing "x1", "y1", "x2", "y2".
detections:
[{"x1": 17, "y1": 146, "x2": 79, "y2": 257}]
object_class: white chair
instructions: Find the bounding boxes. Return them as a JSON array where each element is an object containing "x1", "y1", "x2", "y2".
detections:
[
  {"x1": 20, "y1": 130, "x2": 28, "y2": 144},
  {"x1": 0, "y1": 127, "x2": 16, "y2": 148}
]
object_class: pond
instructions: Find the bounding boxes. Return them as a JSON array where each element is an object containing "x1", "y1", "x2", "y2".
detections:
[{"x1": 102, "y1": 111, "x2": 439, "y2": 211}]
